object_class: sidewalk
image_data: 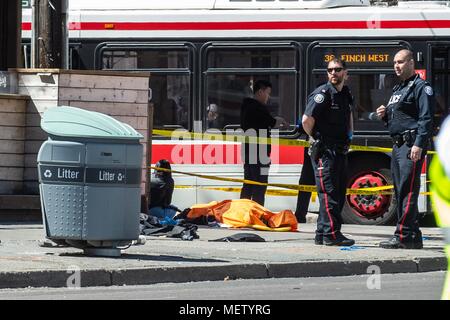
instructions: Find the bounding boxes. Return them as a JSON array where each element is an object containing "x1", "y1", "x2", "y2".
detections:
[{"x1": 0, "y1": 221, "x2": 446, "y2": 289}]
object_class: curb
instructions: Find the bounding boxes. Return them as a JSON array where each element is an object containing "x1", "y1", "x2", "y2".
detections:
[
  {"x1": 0, "y1": 257, "x2": 446, "y2": 289},
  {"x1": 0, "y1": 195, "x2": 42, "y2": 222}
]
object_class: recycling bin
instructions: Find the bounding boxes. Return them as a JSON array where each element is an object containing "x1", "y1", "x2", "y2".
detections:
[{"x1": 37, "y1": 106, "x2": 143, "y2": 256}]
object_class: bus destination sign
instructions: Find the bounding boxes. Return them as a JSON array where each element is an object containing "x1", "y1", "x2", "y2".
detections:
[
  {"x1": 324, "y1": 54, "x2": 390, "y2": 64},
  {"x1": 313, "y1": 46, "x2": 402, "y2": 68}
]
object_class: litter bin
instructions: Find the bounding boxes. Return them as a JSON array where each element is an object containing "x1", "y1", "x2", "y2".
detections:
[{"x1": 37, "y1": 106, "x2": 144, "y2": 256}]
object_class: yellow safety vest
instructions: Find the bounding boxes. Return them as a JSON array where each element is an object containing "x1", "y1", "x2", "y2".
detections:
[{"x1": 430, "y1": 156, "x2": 450, "y2": 300}]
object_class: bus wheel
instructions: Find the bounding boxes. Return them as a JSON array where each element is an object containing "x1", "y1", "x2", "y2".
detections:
[{"x1": 342, "y1": 162, "x2": 397, "y2": 225}]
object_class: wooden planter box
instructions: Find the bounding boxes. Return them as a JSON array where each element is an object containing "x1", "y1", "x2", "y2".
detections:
[
  {"x1": 0, "y1": 94, "x2": 28, "y2": 194},
  {"x1": 11, "y1": 69, "x2": 151, "y2": 195}
]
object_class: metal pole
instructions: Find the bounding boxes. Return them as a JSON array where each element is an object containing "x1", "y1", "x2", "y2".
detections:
[
  {"x1": 0, "y1": 0, "x2": 21, "y2": 71},
  {"x1": 31, "y1": 0, "x2": 37, "y2": 68},
  {"x1": 34, "y1": 0, "x2": 68, "y2": 69},
  {"x1": 60, "y1": 0, "x2": 69, "y2": 69},
  {"x1": 37, "y1": 0, "x2": 51, "y2": 68}
]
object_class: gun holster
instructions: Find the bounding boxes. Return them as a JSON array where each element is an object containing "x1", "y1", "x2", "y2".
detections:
[
  {"x1": 403, "y1": 130, "x2": 416, "y2": 148},
  {"x1": 308, "y1": 139, "x2": 325, "y2": 161},
  {"x1": 335, "y1": 143, "x2": 350, "y2": 155}
]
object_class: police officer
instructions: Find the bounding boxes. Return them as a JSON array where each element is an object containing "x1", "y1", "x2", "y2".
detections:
[
  {"x1": 302, "y1": 58, "x2": 355, "y2": 246},
  {"x1": 376, "y1": 49, "x2": 435, "y2": 249}
]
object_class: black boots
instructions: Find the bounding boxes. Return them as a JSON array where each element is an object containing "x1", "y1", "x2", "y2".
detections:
[
  {"x1": 315, "y1": 232, "x2": 355, "y2": 246},
  {"x1": 379, "y1": 233, "x2": 423, "y2": 249}
]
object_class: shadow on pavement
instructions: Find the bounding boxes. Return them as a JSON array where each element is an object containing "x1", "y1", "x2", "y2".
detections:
[{"x1": 59, "y1": 252, "x2": 229, "y2": 263}]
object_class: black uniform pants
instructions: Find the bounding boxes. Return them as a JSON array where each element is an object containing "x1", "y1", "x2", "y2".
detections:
[
  {"x1": 311, "y1": 148, "x2": 347, "y2": 239},
  {"x1": 295, "y1": 147, "x2": 314, "y2": 221},
  {"x1": 391, "y1": 143, "x2": 425, "y2": 242},
  {"x1": 240, "y1": 163, "x2": 269, "y2": 206}
]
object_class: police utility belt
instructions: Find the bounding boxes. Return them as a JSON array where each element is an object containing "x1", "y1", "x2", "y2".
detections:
[
  {"x1": 308, "y1": 138, "x2": 349, "y2": 161},
  {"x1": 391, "y1": 130, "x2": 416, "y2": 148}
]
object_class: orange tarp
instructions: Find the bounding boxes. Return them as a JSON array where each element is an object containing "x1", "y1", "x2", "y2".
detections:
[{"x1": 187, "y1": 199, "x2": 298, "y2": 231}]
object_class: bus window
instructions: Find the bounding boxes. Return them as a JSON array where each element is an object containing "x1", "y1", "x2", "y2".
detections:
[
  {"x1": 308, "y1": 43, "x2": 408, "y2": 133},
  {"x1": 203, "y1": 43, "x2": 300, "y2": 132},
  {"x1": 432, "y1": 46, "x2": 450, "y2": 133},
  {"x1": 311, "y1": 72, "x2": 397, "y2": 132},
  {"x1": 150, "y1": 74, "x2": 189, "y2": 129},
  {"x1": 102, "y1": 49, "x2": 189, "y2": 69},
  {"x1": 206, "y1": 73, "x2": 296, "y2": 130},
  {"x1": 99, "y1": 45, "x2": 193, "y2": 130},
  {"x1": 207, "y1": 48, "x2": 296, "y2": 69}
]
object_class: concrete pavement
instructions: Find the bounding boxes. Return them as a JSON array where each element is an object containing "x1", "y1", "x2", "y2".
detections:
[{"x1": 0, "y1": 220, "x2": 446, "y2": 290}]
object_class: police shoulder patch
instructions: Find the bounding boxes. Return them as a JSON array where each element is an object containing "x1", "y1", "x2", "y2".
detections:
[
  {"x1": 314, "y1": 93, "x2": 325, "y2": 104},
  {"x1": 424, "y1": 86, "x2": 434, "y2": 96}
]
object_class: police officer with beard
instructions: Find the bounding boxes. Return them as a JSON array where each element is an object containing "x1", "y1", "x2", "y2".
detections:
[
  {"x1": 302, "y1": 58, "x2": 355, "y2": 246},
  {"x1": 376, "y1": 49, "x2": 435, "y2": 249}
]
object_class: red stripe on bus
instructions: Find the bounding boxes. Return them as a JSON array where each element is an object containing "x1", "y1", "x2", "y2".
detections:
[
  {"x1": 151, "y1": 144, "x2": 304, "y2": 165},
  {"x1": 21, "y1": 20, "x2": 450, "y2": 31},
  {"x1": 151, "y1": 144, "x2": 428, "y2": 169}
]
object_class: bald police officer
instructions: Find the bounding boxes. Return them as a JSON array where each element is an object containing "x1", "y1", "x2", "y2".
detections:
[
  {"x1": 376, "y1": 49, "x2": 435, "y2": 249},
  {"x1": 302, "y1": 58, "x2": 355, "y2": 246}
]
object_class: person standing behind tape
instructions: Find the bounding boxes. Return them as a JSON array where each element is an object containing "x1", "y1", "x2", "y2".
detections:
[
  {"x1": 302, "y1": 58, "x2": 355, "y2": 246},
  {"x1": 376, "y1": 49, "x2": 435, "y2": 249},
  {"x1": 240, "y1": 79, "x2": 285, "y2": 206},
  {"x1": 294, "y1": 129, "x2": 315, "y2": 223}
]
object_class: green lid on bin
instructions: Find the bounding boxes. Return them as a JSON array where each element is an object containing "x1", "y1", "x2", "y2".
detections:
[{"x1": 41, "y1": 106, "x2": 143, "y2": 140}]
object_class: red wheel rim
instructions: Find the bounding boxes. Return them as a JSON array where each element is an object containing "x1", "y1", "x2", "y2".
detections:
[{"x1": 347, "y1": 171, "x2": 391, "y2": 220}]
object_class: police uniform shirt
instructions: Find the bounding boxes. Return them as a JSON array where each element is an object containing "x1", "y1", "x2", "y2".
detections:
[
  {"x1": 384, "y1": 74, "x2": 435, "y2": 149},
  {"x1": 304, "y1": 82, "x2": 353, "y2": 144}
]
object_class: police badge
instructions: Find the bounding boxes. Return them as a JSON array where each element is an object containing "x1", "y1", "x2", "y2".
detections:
[
  {"x1": 314, "y1": 94, "x2": 325, "y2": 104},
  {"x1": 424, "y1": 86, "x2": 434, "y2": 96}
]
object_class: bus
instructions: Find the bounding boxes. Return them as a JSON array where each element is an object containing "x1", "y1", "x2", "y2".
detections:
[{"x1": 22, "y1": 0, "x2": 450, "y2": 225}]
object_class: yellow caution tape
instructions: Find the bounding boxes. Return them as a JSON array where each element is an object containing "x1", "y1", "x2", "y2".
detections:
[
  {"x1": 153, "y1": 129, "x2": 309, "y2": 147},
  {"x1": 176, "y1": 186, "x2": 299, "y2": 196},
  {"x1": 150, "y1": 166, "x2": 268, "y2": 186},
  {"x1": 175, "y1": 184, "x2": 432, "y2": 197},
  {"x1": 152, "y1": 129, "x2": 436, "y2": 154},
  {"x1": 187, "y1": 186, "x2": 319, "y2": 199},
  {"x1": 349, "y1": 145, "x2": 393, "y2": 153},
  {"x1": 152, "y1": 166, "x2": 395, "y2": 195}
]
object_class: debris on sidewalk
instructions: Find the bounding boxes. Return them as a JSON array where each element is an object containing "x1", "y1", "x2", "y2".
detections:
[
  {"x1": 131, "y1": 235, "x2": 147, "y2": 246},
  {"x1": 140, "y1": 213, "x2": 200, "y2": 241},
  {"x1": 209, "y1": 233, "x2": 266, "y2": 242}
]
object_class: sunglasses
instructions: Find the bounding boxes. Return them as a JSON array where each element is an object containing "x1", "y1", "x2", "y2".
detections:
[{"x1": 327, "y1": 67, "x2": 344, "y2": 73}]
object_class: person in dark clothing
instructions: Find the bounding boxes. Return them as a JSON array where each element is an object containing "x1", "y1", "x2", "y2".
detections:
[
  {"x1": 295, "y1": 143, "x2": 314, "y2": 223},
  {"x1": 376, "y1": 49, "x2": 435, "y2": 249},
  {"x1": 240, "y1": 79, "x2": 286, "y2": 206},
  {"x1": 149, "y1": 159, "x2": 180, "y2": 219},
  {"x1": 302, "y1": 58, "x2": 355, "y2": 246}
]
